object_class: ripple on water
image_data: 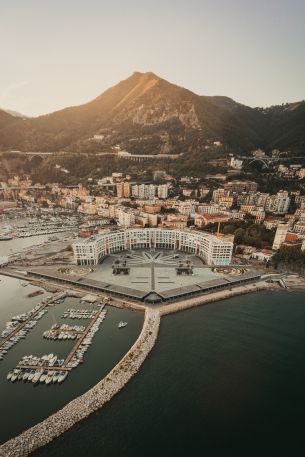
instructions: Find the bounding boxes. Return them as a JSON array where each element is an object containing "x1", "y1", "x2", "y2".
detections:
[{"x1": 34, "y1": 290, "x2": 305, "y2": 457}]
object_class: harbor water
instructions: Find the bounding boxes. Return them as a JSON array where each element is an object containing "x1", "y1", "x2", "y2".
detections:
[
  {"x1": 0, "y1": 275, "x2": 143, "y2": 444},
  {"x1": 31, "y1": 290, "x2": 305, "y2": 457},
  {"x1": 0, "y1": 231, "x2": 71, "y2": 256}
]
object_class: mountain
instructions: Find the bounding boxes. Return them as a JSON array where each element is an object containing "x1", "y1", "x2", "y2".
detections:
[
  {"x1": 0, "y1": 72, "x2": 304, "y2": 154},
  {"x1": 261, "y1": 101, "x2": 305, "y2": 151},
  {"x1": 0, "y1": 108, "x2": 22, "y2": 130},
  {"x1": 1, "y1": 108, "x2": 28, "y2": 118}
]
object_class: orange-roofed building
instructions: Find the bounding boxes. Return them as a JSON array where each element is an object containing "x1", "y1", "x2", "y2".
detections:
[
  {"x1": 195, "y1": 213, "x2": 229, "y2": 228},
  {"x1": 143, "y1": 204, "x2": 161, "y2": 214},
  {"x1": 285, "y1": 232, "x2": 305, "y2": 242}
]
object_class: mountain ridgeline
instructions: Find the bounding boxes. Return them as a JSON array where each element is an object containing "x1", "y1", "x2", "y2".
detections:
[{"x1": 0, "y1": 72, "x2": 304, "y2": 155}]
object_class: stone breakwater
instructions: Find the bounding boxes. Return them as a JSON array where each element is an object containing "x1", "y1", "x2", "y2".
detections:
[
  {"x1": 0, "y1": 309, "x2": 160, "y2": 457},
  {"x1": 159, "y1": 281, "x2": 276, "y2": 316}
]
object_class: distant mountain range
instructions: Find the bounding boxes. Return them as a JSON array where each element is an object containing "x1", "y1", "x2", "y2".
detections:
[
  {"x1": 0, "y1": 108, "x2": 27, "y2": 119},
  {"x1": 0, "y1": 72, "x2": 304, "y2": 155}
]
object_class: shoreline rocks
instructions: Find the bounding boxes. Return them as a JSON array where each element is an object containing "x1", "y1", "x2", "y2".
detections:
[
  {"x1": 0, "y1": 309, "x2": 160, "y2": 457},
  {"x1": 159, "y1": 281, "x2": 276, "y2": 316},
  {"x1": 0, "y1": 276, "x2": 281, "y2": 457}
]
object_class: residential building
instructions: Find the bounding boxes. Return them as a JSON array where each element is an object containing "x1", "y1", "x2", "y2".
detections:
[
  {"x1": 117, "y1": 207, "x2": 136, "y2": 227},
  {"x1": 272, "y1": 223, "x2": 289, "y2": 250},
  {"x1": 194, "y1": 213, "x2": 229, "y2": 228},
  {"x1": 197, "y1": 204, "x2": 222, "y2": 214},
  {"x1": 230, "y1": 157, "x2": 243, "y2": 169},
  {"x1": 73, "y1": 228, "x2": 234, "y2": 266},
  {"x1": 212, "y1": 188, "x2": 227, "y2": 203},
  {"x1": 224, "y1": 180, "x2": 258, "y2": 193},
  {"x1": 265, "y1": 191, "x2": 290, "y2": 215},
  {"x1": 294, "y1": 222, "x2": 305, "y2": 234},
  {"x1": 116, "y1": 182, "x2": 131, "y2": 198},
  {"x1": 157, "y1": 184, "x2": 168, "y2": 199}
]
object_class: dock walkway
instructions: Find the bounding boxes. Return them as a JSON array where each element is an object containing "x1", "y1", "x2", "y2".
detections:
[
  {"x1": 0, "y1": 297, "x2": 57, "y2": 350},
  {"x1": 0, "y1": 308, "x2": 159, "y2": 457},
  {"x1": 64, "y1": 308, "x2": 104, "y2": 367}
]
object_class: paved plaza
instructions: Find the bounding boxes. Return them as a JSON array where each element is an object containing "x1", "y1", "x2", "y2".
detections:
[
  {"x1": 88, "y1": 250, "x2": 224, "y2": 294},
  {"x1": 26, "y1": 249, "x2": 261, "y2": 303}
]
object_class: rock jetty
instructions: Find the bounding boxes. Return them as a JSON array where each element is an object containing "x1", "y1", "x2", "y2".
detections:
[
  {"x1": 160, "y1": 281, "x2": 275, "y2": 316},
  {"x1": 0, "y1": 308, "x2": 160, "y2": 457}
]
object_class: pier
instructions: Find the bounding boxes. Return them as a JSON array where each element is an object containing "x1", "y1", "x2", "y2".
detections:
[
  {"x1": 64, "y1": 307, "x2": 105, "y2": 367},
  {"x1": 44, "y1": 327, "x2": 84, "y2": 337},
  {"x1": 0, "y1": 269, "x2": 278, "y2": 456},
  {"x1": 0, "y1": 308, "x2": 160, "y2": 457},
  {"x1": 0, "y1": 302, "x2": 48, "y2": 348},
  {"x1": 11, "y1": 305, "x2": 107, "y2": 380},
  {"x1": 17, "y1": 365, "x2": 70, "y2": 372},
  {"x1": 0, "y1": 291, "x2": 67, "y2": 357}
]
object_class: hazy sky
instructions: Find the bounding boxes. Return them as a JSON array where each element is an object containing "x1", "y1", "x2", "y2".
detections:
[{"x1": 1, "y1": 0, "x2": 305, "y2": 116}]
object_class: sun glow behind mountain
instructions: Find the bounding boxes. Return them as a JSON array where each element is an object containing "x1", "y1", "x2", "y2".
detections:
[{"x1": 1, "y1": 0, "x2": 305, "y2": 116}]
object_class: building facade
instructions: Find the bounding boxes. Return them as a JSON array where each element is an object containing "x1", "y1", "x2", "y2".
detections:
[
  {"x1": 265, "y1": 191, "x2": 290, "y2": 215},
  {"x1": 272, "y1": 223, "x2": 289, "y2": 250},
  {"x1": 73, "y1": 228, "x2": 233, "y2": 266},
  {"x1": 116, "y1": 182, "x2": 131, "y2": 198},
  {"x1": 157, "y1": 184, "x2": 169, "y2": 199},
  {"x1": 117, "y1": 207, "x2": 136, "y2": 227}
]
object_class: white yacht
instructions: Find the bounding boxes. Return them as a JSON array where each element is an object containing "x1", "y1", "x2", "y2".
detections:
[
  {"x1": 32, "y1": 369, "x2": 44, "y2": 384},
  {"x1": 40, "y1": 370, "x2": 48, "y2": 383},
  {"x1": 7, "y1": 370, "x2": 14, "y2": 381},
  {"x1": 45, "y1": 371, "x2": 54, "y2": 385},
  {"x1": 118, "y1": 321, "x2": 128, "y2": 328},
  {"x1": 58, "y1": 371, "x2": 68, "y2": 384}
]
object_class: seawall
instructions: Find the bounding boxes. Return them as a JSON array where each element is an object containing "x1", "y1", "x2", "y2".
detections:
[
  {"x1": 0, "y1": 308, "x2": 160, "y2": 457},
  {"x1": 159, "y1": 281, "x2": 275, "y2": 316}
]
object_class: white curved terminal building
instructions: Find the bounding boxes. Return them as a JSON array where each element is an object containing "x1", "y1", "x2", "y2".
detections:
[{"x1": 73, "y1": 229, "x2": 233, "y2": 266}]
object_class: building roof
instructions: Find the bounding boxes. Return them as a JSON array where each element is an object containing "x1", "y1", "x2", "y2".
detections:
[
  {"x1": 26, "y1": 266, "x2": 261, "y2": 302},
  {"x1": 285, "y1": 232, "x2": 305, "y2": 242}
]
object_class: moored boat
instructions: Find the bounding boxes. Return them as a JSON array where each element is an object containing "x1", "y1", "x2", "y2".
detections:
[
  {"x1": 23, "y1": 370, "x2": 31, "y2": 381},
  {"x1": 45, "y1": 371, "x2": 54, "y2": 385},
  {"x1": 0, "y1": 235, "x2": 13, "y2": 241},
  {"x1": 7, "y1": 370, "x2": 14, "y2": 381},
  {"x1": 40, "y1": 370, "x2": 48, "y2": 383},
  {"x1": 11, "y1": 369, "x2": 21, "y2": 382},
  {"x1": 118, "y1": 321, "x2": 128, "y2": 328},
  {"x1": 52, "y1": 371, "x2": 60, "y2": 383},
  {"x1": 28, "y1": 370, "x2": 36, "y2": 381},
  {"x1": 32, "y1": 369, "x2": 43, "y2": 384},
  {"x1": 57, "y1": 371, "x2": 68, "y2": 384}
]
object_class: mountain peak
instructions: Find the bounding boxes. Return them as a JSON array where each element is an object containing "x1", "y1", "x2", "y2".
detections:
[
  {"x1": 1, "y1": 72, "x2": 304, "y2": 155},
  {"x1": 131, "y1": 71, "x2": 160, "y2": 79},
  {"x1": 128, "y1": 71, "x2": 163, "y2": 87},
  {"x1": 91, "y1": 71, "x2": 163, "y2": 113}
]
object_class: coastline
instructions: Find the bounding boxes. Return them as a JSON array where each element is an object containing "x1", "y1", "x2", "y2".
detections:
[
  {"x1": 0, "y1": 277, "x2": 292, "y2": 456},
  {"x1": 159, "y1": 281, "x2": 277, "y2": 316},
  {"x1": 0, "y1": 308, "x2": 160, "y2": 457}
]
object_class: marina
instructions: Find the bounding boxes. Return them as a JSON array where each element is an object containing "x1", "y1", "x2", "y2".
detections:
[
  {"x1": 31, "y1": 291, "x2": 305, "y2": 457},
  {"x1": 43, "y1": 324, "x2": 85, "y2": 340},
  {"x1": 0, "y1": 275, "x2": 143, "y2": 444},
  {"x1": 62, "y1": 309, "x2": 98, "y2": 319},
  {"x1": 6, "y1": 303, "x2": 108, "y2": 385},
  {"x1": 0, "y1": 292, "x2": 66, "y2": 361},
  {"x1": 0, "y1": 215, "x2": 79, "y2": 240},
  {"x1": 0, "y1": 308, "x2": 159, "y2": 457},
  {"x1": 0, "y1": 221, "x2": 302, "y2": 455}
]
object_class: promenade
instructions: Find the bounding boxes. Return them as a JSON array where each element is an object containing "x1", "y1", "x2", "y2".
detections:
[{"x1": 0, "y1": 308, "x2": 160, "y2": 457}]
